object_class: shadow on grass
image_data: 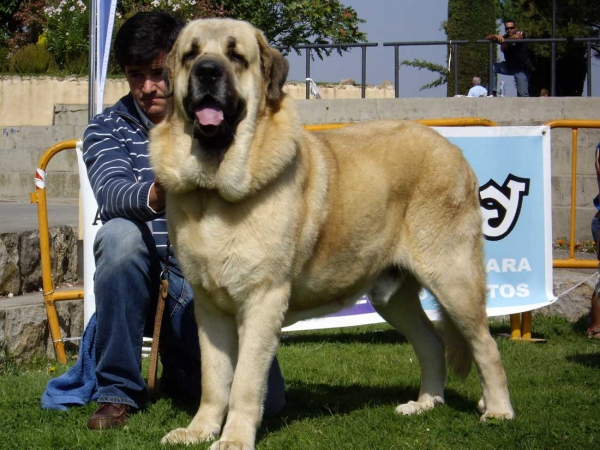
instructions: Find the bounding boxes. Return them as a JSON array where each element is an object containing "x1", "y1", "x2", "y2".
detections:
[
  {"x1": 159, "y1": 379, "x2": 479, "y2": 440},
  {"x1": 281, "y1": 328, "x2": 408, "y2": 346},
  {"x1": 258, "y1": 382, "x2": 477, "y2": 437},
  {"x1": 566, "y1": 352, "x2": 600, "y2": 368}
]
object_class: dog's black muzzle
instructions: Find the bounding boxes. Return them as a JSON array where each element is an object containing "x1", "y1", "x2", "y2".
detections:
[{"x1": 185, "y1": 57, "x2": 246, "y2": 150}]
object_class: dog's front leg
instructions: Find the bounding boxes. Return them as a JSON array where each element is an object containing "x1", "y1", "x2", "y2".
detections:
[
  {"x1": 162, "y1": 302, "x2": 237, "y2": 445},
  {"x1": 212, "y1": 285, "x2": 289, "y2": 450}
]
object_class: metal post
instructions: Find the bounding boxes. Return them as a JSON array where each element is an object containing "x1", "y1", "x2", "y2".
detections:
[
  {"x1": 453, "y1": 42, "x2": 459, "y2": 96},
  {"x1": 488, "y1": 42, "x2": 494, "y2": 94},
  {"x1": 551, "y1": 0, "x2": 557, "y2": 96},
  {"x1": 88, "y1": 0, "x2": 97, "y2": 122},
  {"x1": 587, "y1": 42, "x2": 592, "y2": 97},
  {"x1": 361, "y1": 46, "x2": 367, "y2": 98},
  {"x1": 305, "y1": 48, "x2": 311, "y2": 100},
  {"x1": 510, "y1": 314, "x2": 521, "y2": 339},
  {"x1": 394, "y1": 45, "x2": 399, "y2": 98}
]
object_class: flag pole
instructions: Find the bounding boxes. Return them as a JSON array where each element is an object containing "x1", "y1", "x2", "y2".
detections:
[{"x1": 88, "y1": 0, "x2": 97, "y2": 122}]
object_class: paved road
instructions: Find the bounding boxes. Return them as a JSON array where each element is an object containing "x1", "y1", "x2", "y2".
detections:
[{"x1": 0, "y1": 200, "x2": 79, "y2": 234}]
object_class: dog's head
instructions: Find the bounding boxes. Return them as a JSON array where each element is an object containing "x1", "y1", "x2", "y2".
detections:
[{"x1": 164, "y1": 18, "x2": 289, "y2": 152}]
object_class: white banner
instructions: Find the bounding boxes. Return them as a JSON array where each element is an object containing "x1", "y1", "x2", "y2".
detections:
[{"x1": 77, "y1": 143, "x2": 101, "y2": 327}]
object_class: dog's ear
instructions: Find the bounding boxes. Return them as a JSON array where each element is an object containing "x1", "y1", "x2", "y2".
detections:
[
  {"x1": 256, "y1": 30, "x2": 289, "y2": 103},
  {"x1": 163, "y1": 45, "x2": 178, "y2": 98}
]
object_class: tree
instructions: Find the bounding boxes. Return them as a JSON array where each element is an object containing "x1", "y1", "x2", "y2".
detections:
[
  {"x1": 116, "y1": 0, "x2": 226, "y2": 22},
  {"x1": 2, "y1": 0, "x2": 48, "y2": 50},
  {"x1": 401, "y1": 0, "x2": 497, "y2": 96},
  {"x1": 444, "y1": 0, "x2": 497, "y2": 96},
  {"x1": 0, "y1": 0, "x2": 24, "y2": 46},
  {"x1": 2, "y1": 0, "x2": 366, "y2": 75},
  {"x1": 500, "y1": 0, "x2": 598, "y2": 96},
  {"x1": 220, "y1": 0, "x2": 366, "y2": 57}
]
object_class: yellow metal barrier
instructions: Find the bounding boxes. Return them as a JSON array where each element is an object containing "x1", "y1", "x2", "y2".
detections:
[
  {"x1": 304, "y1": 117, "x2": 499, "y2": 131},
  {"x1": 30, "y1": 140, "x2": 84, "y2": 364},
  {"x1": 509, "y1": 121, "x2": 600, "y2": 342},
  {"x1": 545, "y1": 120, "x2": 600, "y2": 269}
]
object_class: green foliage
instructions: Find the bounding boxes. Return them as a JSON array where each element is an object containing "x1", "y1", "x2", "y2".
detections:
[
  {"x1": 63, "y1": 52, "x2": 88, "y2": 75},
  {"x1": 444, "y1": 0, "x2": 497, "y2": 96},
  {"x1": 221, "y1": 0, "x2": 367, "y2": 58},
  {"x1": 3, "y1": 0, "x2": 366, "y2": 76},
  {"x1": 0, "y1": 47, "x2": 10, "y2": 71},
  {"x1": 8, "y1": 42, "x2": 55, "y2": 73},
  {"x1": 0, "y1": 0, "x2": 24, "y2": 46},
  {"x1": 4, "y1": 0, "x2": 48, "y2": 52},
  {"x1": 400, "y1": 59, "x2": 449, "y2": 91},
  {"x1": 116, "y1": 0, "x2": 226, "y2": 22},
  {"x1": 499, "y1": 0, "x2": 598, "y2": 96},
  {"x1": 44, "y1": 0, "x2": 89, "y2": 71}
]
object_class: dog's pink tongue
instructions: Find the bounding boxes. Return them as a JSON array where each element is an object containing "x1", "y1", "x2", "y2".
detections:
[{"x1": 195, "y1": 106, "x2": 224, "y2": 126}]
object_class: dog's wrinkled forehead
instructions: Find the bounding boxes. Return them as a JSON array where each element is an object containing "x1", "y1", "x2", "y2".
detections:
[{"x1": 177, "y1": 19, "x2": 260, "y2": 63}]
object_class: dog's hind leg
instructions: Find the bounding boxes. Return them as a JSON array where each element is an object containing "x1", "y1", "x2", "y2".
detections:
[
  {"x1": 424, "y1": 246, "x2": 515, "y2": 421},
  {"x1": 370, "y1": 273, "x2": 447, "y2": 416}
]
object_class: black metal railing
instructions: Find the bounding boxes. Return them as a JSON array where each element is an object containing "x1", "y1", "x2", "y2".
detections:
[
  {"x1": 278, "y1": 37, "x2": 600, "y2": 98},
  {"x1": 276, "y1": 43, "x2": 378, "y2": 99},
  {"x1": 383, "y1": 40, "x2": 469, "y2": 98}
]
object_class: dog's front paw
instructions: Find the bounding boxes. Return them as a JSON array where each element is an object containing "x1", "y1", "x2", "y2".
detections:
[
  {"x1": 209, "y1": 440, "x2": 254, "y2": 450},
  {"x1": 161, "y1": 427, "x2": 219, "y2": 445},
  {"x1": 395, "y1": 395, "x2": 444, "y2": 416},
  {"x1": 477, "y1": 397, "x2": 515, "y2": 421}
]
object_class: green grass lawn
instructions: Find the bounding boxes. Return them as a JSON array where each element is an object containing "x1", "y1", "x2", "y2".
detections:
[{"x1": 1, "y1": 315, "x2": 599, "y2": 449}]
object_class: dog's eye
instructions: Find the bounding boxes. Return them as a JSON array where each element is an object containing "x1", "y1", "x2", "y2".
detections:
[
  {"x1": 230, "y1": 51, "x2": 246, "y2": 65},
  {"x1": 183, "y1": 50, "x2": 197, "y2": 64}
]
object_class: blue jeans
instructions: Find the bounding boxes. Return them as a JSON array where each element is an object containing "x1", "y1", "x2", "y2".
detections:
[
  {"x1": 492, "y1": 61, "x2": 529, "y2": 97},
  {"x1": 592, "y1": 214, "x2": 600, "y2": 295},
  {"x1": 93, "y1": 218, "x2": 285, "y2": 414}
]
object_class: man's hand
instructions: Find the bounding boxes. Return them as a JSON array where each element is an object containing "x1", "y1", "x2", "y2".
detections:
[
  {"x1": 485, "y1": 34, "x2": 504, "y2": 43},
  {"x1": 150, "y1": 179, "x2": 166, "y2": 212}
]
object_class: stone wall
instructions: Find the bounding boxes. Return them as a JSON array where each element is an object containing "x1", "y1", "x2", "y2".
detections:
[
  {"x1": 0, "y1": 296, "x2": 83, "y2": 363},
  {"x1": 0, "y1": 226, "x2": 78, "y2": 296}
]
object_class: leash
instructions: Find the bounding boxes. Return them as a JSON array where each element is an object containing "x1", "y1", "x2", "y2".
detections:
[{"x1": 147, "y1": 239, "x2": 171, "y2": 392}]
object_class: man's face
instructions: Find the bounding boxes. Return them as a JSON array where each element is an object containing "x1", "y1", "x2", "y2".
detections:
[
  {"x1": 504, "y1": 22, "x2": 517, "y2": 36},
  {"x1": 124, "y1": 52, "x2": 168, "y2": 124}
]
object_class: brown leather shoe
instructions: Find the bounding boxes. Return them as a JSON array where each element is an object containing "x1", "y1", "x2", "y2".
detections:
[{"x1": 87, "y1": 402, "x2": 129, "y2": 430}]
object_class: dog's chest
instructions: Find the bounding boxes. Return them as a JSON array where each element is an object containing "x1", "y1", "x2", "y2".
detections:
[{"x1": 171, "y1": 194, "x2": 296, "y2": 299}]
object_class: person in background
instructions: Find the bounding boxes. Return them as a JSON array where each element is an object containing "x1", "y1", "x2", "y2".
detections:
[
  {"x1": 540, "y1": 88, "x2": 550, "y2": 97},
  {"x1": 81, "y1": 11, "x2": 285, "y2": 430},
  {"x1": 467, "y1": 76, "x2": 488, "y2": 97},
  {"x1": 485, "y1": 19, "x2": 535, "y2": 97},
  {"x1": 589, "y1": 141, "x2": 600, "y2": 339}
]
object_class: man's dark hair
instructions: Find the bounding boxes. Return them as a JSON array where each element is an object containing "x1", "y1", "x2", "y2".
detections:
[
  {"x1": 503, "y1": 18, "x2": 516, "y2": 25},
  {"x1": 114, "y1": 11, "x2": 185, "y2": 71}
]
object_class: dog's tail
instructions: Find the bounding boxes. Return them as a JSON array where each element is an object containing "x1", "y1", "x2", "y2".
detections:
[{"x1": 439, "y1": 310, "x2": 473, "y2": 381}]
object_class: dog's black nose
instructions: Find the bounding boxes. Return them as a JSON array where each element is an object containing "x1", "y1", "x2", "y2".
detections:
[{"x1": 195, "y1": 59, "x2": 223, "y2": 84}]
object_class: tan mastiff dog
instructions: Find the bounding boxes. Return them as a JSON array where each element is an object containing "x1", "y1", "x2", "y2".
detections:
[{"x1": 150, "y1": 18, "x2": 514, "y2": 450}]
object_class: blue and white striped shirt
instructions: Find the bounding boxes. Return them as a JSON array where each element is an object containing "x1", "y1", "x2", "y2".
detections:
[{"x1": 82, "y1": 93, "x2": 180, "y2": 274}]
